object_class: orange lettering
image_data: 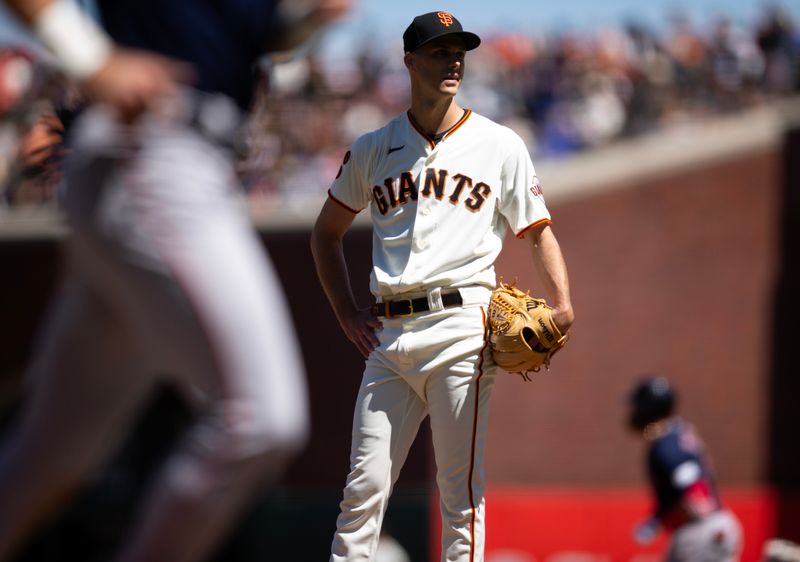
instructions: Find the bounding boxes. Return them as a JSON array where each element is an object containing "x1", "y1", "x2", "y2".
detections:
[{"x1": 437, "y1": 12, "x2": 454, "y2": 26}]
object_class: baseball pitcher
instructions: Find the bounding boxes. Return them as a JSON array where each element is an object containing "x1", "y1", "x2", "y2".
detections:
[{"x1": 311, "y1": 11, "x2": 575, "y2": 562}]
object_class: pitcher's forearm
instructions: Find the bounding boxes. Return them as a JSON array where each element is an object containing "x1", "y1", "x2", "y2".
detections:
[
  {"x1": 310, "y1": 234, "x2": 359, "y2": 322},
  {"x1": 527, "y1": 225, "x2": 574, "y2": 329}
]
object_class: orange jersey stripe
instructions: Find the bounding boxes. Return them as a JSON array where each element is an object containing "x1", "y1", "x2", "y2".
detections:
[
  {"x1": 443, "y1": 109, "x2": 472, "y2": 141},
  {"x1": 406, "y1": 109, "x2": 473, "y2": 148},
  {"x1": 467, "y1": 307, "x2": 490, "y2": 562},
  {"x1": 516, "y1": 217, "x2": 552, "y2": 239},
  {"x1": 327, "y1": 189, "x2": 361, "y2": 214},
  {"x1": 406, "y1": 111, "x2": 436, "y2": 149}
]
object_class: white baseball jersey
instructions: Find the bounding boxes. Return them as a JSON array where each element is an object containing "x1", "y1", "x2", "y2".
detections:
[{"x1": 329, "y1": 109, "x2": 551, "y2": 297}]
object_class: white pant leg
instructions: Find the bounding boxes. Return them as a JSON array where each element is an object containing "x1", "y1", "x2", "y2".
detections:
[
  {"x1": 330, "y1": 363, "x2": 427, "y2": 562},
  {"x1": 425, "y1": 307, "x2": 495, "y2": 562},
  {"x1": 331, "y1": 303, "x2": 493, "y2": 562},
  {"x1": 667, "y1": 510, "x2": 743, "y2": 562}
]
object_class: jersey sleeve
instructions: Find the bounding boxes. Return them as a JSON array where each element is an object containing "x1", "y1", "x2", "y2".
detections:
[
  {"x1": 496, "y1": 131, "x2": 551, "y2": 238},
  {"x1": 648, "y1": 432, "x2": 719, "y2": 525},
  {"x1": 650, "y1": 435, "x2": 695, "y2": 476},
  {"x1": 671, "y1": 460, "x2": 702, "y2": 488},
  {"x1": 328, "y1": 134, "x2": 373, "y2": 214}
]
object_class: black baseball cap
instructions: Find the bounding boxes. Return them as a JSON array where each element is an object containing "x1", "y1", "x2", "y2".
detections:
[
  {"x1": 627, "y1": 376, "x2": 676, "y2": 430},
  {"x1": 403, "y1": 11, "x2": 481, "y2": 53}
]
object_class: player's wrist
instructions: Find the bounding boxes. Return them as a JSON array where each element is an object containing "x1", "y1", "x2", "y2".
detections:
[
  {"x1": 34, "y1": 0, "x2": 113, "y2": 81},
  {"x1": 552, "y1": 304, "x2": 574, "y2": 332}
]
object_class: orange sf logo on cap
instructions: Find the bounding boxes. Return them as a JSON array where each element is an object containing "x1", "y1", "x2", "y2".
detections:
[{"x1": 437, "y1": 12, "x2": 454, "y2": 26}]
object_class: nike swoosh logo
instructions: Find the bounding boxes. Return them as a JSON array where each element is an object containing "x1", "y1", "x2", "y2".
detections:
[{"x1": 387, "y1": 145, "x2": 405, "y2": 155}]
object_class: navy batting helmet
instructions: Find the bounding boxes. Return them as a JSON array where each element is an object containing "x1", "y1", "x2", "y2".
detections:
[{"x1": 627, "y1": 376, "x2": 676, "y2": 430}]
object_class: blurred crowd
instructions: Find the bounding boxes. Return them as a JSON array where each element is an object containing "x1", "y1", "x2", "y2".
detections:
[{"x1": 2, "y1": 4, "x2": 799, "y2": 212}]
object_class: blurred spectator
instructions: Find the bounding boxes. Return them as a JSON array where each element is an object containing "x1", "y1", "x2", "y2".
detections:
[
  {"x1": 756, "y1": 6, "x2": 800, "y2": 94},
  {"x1": 6, "y1": 109, "x2": 64, "y2": 206},
  {"x1": 0, "y1": 46, "x2": 33, "y2": 113},
  {"x1": 0, "y1": 46, "x2": 73, "y2": 208},
  {"x1": 707, "y1": 16, "x2": 764, "y2": 109}
]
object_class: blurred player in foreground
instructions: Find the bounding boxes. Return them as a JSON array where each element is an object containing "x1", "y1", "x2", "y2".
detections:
[
  {"x1": 627, "y1": 376, "x2": 743, "y2": 562},
  {"x1": 0, "y1": 1, "x2": 350, "y2": 561},
  {"x1": 311, "y1": 10, "x2": 573, "y2": 561}
]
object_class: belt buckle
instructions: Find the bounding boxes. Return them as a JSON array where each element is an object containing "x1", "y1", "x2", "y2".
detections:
[{"x1": 391, "y1": 298, "x2": 414, "y2": 317}]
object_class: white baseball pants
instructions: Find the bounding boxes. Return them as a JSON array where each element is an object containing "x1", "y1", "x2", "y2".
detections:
[
  {"x1": 331, "y1": 298, "x2": 496, "y2": 562},
  {"x1": 667, "y1": 509, "x2": 742, "y2": 562}
]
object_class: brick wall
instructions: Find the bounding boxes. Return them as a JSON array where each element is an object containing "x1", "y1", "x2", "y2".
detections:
[{"x1": 487, "y1": 147, "x2": 783, "y2": 486}]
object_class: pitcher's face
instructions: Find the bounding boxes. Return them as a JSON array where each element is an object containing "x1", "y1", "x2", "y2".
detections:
[{"x1": 406, "y1": 35, "x2": 467, "y2": 98}]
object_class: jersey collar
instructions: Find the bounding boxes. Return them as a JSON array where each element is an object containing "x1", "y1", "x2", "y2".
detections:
[{"x1": 406, "y1": 109, "x2": 472, "y2": 149}]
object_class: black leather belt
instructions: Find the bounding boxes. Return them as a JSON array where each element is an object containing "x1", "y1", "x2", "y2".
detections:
[{"x1": 371, "y1": 291, "x2": 463, "y2": 318}]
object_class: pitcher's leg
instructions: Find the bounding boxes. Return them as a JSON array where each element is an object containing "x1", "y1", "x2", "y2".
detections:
[
  {"x1": 427, "y1": 308, "x2": 495, "y2": 562},
  {"x1": 330, "y1": 365, "x2": 426, "y2": 562}
]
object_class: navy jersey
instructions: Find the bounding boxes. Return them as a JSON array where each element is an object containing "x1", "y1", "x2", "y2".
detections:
[
  {"x1": 96, "y1": 0, "x2": 282, "y2": 108},
  {"x1": 647, "y1": 418, "x2": 722, "y2": 528}
]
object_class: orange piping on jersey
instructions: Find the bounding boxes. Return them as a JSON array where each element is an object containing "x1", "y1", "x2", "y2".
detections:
[
  {"x1": 516, "y1": 217, "x2": 552, "y2": 239},
  {"x1": 442, "y1": 109, "x2": 472, "y2": 141},
  {"x1": 406, "y1": 109, "x2": 473, "y2": 149},
  {"x1": 406, "y1": 111, "x2": 436, "y2": 149},
  {"x1": 327, "y1": 189, "x2": 361, "y2": 214},
  {"x1": 467, "y1": 307, "x2": 490, "y2": 562}
]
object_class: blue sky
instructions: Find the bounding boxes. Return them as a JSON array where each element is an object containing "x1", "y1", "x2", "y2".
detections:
[
  {"x1": 2, "y1": 0, "x2": 799, "y2": 57},
  {"x1": 320, "y1": 0, "x2": 800, "y2": 57},
  {"x1": 338, "y1": 0, "x2": 798, "y2": 33}
]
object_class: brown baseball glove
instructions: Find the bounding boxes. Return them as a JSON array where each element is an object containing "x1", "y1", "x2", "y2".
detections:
[{"x1": 487, "y1": 282, "x2": 568, "y2": 379}]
